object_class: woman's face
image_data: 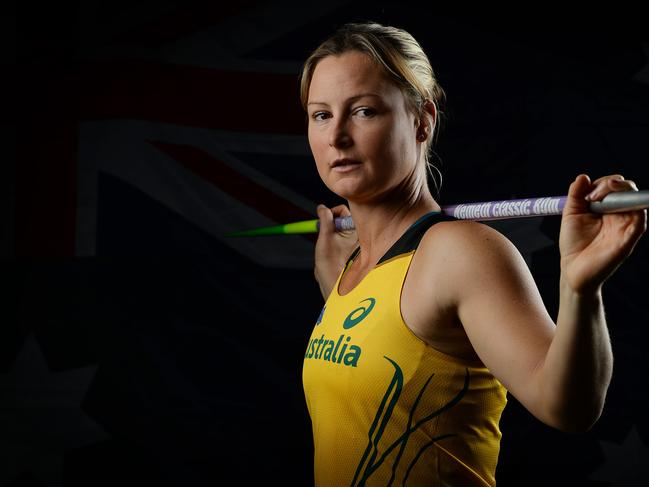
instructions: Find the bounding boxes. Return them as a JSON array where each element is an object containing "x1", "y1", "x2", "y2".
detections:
[{"x1": 307, "y1": 50, "x2": 422, "y2": 203}]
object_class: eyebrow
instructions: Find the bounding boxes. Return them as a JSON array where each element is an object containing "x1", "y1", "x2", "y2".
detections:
[{"x1": 307, "y1": 93, "x2": 382, "y2": 106}]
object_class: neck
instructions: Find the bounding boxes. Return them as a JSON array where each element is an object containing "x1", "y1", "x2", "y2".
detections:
[{"x1": 347, "y1": 181, "x2": 441, "y2": 270}]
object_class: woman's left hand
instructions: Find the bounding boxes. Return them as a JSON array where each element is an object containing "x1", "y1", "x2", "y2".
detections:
[{"x1": 559, "y1": 174, "x2": 647, "y2": 294}]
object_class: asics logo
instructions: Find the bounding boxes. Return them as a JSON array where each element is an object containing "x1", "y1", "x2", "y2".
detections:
[{"x1": 343, "y1": 298, "x2": 376, "y2": 329}]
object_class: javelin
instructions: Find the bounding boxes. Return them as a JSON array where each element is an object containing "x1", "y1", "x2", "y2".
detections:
[{"x1": 224, "y1": 190, "x2": 649, "y2": 237}]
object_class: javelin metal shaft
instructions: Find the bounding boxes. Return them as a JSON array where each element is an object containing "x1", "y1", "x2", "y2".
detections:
[
  {"x1": 224, "y1": 190, "x2": 649, "y2": 236},
  {"x1": 327, "y1": 191, "x2": 649, "y2": 232}
]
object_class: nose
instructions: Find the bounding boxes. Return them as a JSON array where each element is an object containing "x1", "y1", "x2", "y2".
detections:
[{"x1": 329, "y1": 118, "x2": 352, "y2": 149}]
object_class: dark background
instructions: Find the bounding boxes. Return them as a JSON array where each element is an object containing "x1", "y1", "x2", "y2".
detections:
[{"x1": 6, "y1": 2, "x2": 649, "y2": 485}]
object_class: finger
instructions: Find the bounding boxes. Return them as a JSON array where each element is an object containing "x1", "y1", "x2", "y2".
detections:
[
  {"x1": 316, "y1": 204, "x2": 335, "y2": 234},
  {"x1": 591, "y1": 174, "x2": 624, "y2": 186},
  {"x1": 332, "y1": 205, "x2": 357, "y2": 235},
  {"x1": 618, "y1": 210, "x2": 647, "y2": 258},
  {"x1": 587, "y1": 178, "x2": 639, "y2": 201},
  {"x1": 587, "y1": 175, "x2": 622, "y2": 198},
  {"x1": 588, "y1": 174, "x2": 637, "y2": 194},
  {"x1": 330, "y1": 204, "x2": 352, "y2": 217},
  {"x1": 563, "y1": 174, "x2": 592, "y2": 215},
  {"x1": 608, "y1": 178, "x2": 638, "y2": 191}
]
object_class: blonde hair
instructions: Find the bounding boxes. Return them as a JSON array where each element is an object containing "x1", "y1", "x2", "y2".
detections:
[{"x1": 299, "y1": 21, "x2": 446, "y2": 197}]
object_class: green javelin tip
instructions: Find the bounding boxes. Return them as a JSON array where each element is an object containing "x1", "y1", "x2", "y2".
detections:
[{"x1": 225, "y1": 218, "x2": 320, "y2": 237}]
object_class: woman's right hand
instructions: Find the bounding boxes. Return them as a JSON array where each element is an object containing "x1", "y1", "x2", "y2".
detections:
[{"x1": 314, "y1": 203, "x2": 359, "y2": 299}]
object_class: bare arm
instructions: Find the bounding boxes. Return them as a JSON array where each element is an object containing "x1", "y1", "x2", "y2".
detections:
[
  {"x1": 436, "y1": 222, "x2": 609, "y2": 432},
  {"x1": 541, "y1": 281, "x2": 610, "y2": 431},
  {"x1": 426, "y1": 175, "x2": 644, "y2": 432}
]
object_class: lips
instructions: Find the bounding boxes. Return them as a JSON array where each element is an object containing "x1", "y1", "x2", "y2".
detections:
[{"x1": 330, "y1": 158, "x2": 361, "y2": 168}]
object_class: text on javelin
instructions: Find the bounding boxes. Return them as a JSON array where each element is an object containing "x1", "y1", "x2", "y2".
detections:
[{"x1": 452, "y1": 197, "x2": 562, "y2": 219}]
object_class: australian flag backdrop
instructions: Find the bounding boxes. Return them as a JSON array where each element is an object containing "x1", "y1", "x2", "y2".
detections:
[{"x1": 6, "y1": 2, "x2": 649, "y2": 486}]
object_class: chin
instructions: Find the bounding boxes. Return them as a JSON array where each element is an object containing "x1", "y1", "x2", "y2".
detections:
[{"x1": 334, "y1": 186, "x2": 377, "y2": 204}]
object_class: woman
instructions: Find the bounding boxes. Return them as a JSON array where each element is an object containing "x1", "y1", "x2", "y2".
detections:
[{"x1": 300, "y1": 22, "x2": 646, "y2": 486}]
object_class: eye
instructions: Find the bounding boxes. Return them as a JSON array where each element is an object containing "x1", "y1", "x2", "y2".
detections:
[
  {"x1": 354, "y1": 107, "x2": 376, "y2": 118},
  {"x1": 311, "y1": 111, "x2": 330, "y2": 122}
]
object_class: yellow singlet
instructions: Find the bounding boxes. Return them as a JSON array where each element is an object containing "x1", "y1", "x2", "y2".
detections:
[{"x1": 302, "y1": 212, "x2": 508, "y2": 486}]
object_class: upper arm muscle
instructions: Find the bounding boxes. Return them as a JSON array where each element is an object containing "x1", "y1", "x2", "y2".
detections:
[{"x1": 427, "y1": 222, "x2": 556, "y2": 413}]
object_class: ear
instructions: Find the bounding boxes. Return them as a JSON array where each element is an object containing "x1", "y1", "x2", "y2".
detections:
[{"x1": 416, "y1": 99, "x2": 437, "y2": 142}]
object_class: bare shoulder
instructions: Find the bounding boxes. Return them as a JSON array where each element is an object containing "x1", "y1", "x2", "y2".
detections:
[
  {"x1": 419, "y1": 219, "x2": 521, "y2": 266},
  {"x1": 409, "y1": 218, "x2": 558, "y2": 412},
  {"x1": 415, "y1": 220, "x2": 532, "y2": 303}
]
